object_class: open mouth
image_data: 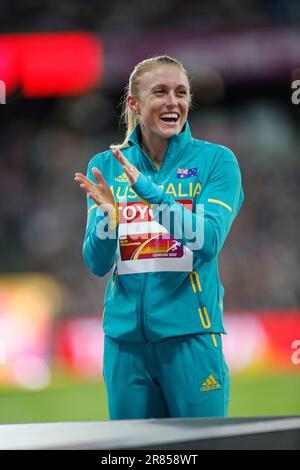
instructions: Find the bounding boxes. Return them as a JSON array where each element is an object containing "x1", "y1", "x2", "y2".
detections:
[{"x1": 159, "y1": 112, "x2": 179, "y2": 124}]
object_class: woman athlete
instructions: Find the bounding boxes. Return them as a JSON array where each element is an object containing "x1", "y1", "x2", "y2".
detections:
[{"x1": 74, "y1": 55, "x2": 244, "y2": 419}]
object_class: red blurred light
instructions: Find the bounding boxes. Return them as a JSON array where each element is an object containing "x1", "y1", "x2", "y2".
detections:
[
  {"x1": 0, "y1": 32, "x2": 103, "y2": 98},
  {"x1": 0, "y1": 38, "x2": 19, "y2": 94}
]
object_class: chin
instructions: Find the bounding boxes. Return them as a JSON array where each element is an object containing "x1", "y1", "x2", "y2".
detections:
[{"x1": 159, "y1": 126, "x2": 181, "y2": 139}]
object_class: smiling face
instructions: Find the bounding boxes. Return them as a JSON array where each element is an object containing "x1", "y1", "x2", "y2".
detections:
[{"x1": 128, "y1": 64, "x2": 190, "y2": 142}]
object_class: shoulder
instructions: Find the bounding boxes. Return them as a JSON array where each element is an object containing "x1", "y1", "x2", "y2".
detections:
[
  {"x1": 215, "y1": 144, "x2": 239, "y2": 167},
  {"x1": 190, "y1": 137, "x2": 240, "y2": 171},
  {"x1": 192, "y1": 137, "x2": 237, "y2": 159},
  {"x1": 87, "y1": 149, "x2": 113, "y2": 169}
]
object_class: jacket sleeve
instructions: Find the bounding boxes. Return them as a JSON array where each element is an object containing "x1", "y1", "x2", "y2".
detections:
[
  {"x1": 132, "y1": 147, "x2": 244, "y2": 262},
  {"x1": 82, "y1": 160, "x2": 118, "y2": 276}
]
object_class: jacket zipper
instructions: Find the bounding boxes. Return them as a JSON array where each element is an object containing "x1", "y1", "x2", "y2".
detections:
[
  {"x1": 137, "y1": 275, "x2": 149, "y2": 343},
  {"x1": 134, "y1": 149, "x2": 158, "y2": 343}
]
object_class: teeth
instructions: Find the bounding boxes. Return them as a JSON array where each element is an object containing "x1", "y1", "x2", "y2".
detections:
[{"x1": 160, "y1": 113, "x2": 179, "y2": 119}]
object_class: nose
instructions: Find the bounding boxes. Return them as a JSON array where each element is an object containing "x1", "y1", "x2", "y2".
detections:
[{"x1": 165, "y1": 90, "x2": 177, "y2": 107}]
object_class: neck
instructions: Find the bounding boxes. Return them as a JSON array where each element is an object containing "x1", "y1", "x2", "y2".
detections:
[{"x1": 140, "y1": 130, "x2": 168, "y2": 171}]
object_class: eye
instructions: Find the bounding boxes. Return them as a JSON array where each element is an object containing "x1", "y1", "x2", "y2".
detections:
[
  {"x1": 154, "y1": 89, "x2": 165, "y2": 95},
  {"x1": 177, "y1": 89, "x2": 188, "y2": 96}
]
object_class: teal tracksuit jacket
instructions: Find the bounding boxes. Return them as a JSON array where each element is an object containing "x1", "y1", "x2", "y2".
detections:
[{"x1": 83, "y1": 122, "x2": 244, "y2": 344}]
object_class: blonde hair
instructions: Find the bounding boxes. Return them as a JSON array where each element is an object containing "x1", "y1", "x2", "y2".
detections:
[{"x1": 110, "y1": 55, "x2": 191, "y2": 149}]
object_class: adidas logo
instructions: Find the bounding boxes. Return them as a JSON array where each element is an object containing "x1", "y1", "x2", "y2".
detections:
[
  {"x1": 200, "y1": 374, "x2": 221, "y2": 391},
  {"x1": 115, "y1": 173, "x2": 128, "y2": 183}
]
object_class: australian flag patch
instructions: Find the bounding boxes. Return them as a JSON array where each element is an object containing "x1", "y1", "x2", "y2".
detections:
[{"x1": 176, "y1": 167, "x2": 198, "y2": 178}]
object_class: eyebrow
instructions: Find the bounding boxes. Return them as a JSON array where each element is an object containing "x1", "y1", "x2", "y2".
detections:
[{"x1": 150, "y1": 83, "x2": 188, "y2": 91}]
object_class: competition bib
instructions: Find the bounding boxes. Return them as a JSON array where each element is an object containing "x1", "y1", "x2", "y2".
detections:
[{"x1": 116, "y1": 200, "x2": 193, "y2": 274}]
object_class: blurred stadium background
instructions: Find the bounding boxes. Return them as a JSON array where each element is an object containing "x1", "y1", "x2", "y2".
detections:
[{"x1": 0, "y1": 0, "x2": 299, "y2": 424}]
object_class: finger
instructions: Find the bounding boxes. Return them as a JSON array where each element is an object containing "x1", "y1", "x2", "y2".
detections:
[
  {"x1": 112, "y1": 148, "x2": 138, "y2": 179},
  {"x1": 87, "y1": 192, "x2": 96, "y2": 201},
  {"x1": 75, "y1": 176, "x2": 93, "y2": 192},
  {"x1": 92, "y1": 167, "x2": 106, "y2": 185},
  {"x1": 74, "y1": 172, "x2": 90, "y2": 183},
  {"x1": 80, "y1": 183, "x2": 89, "y2": 192},
  {"x1": 80, "y1": 184, "x2": 100, "y2": 201},
  {"x1": 74, "y1": 173, "x2": 92, "y2": 186},
  {"x1": 87, "y1": 191, "x2": 102, "y2": 206},
  {"x1": 112, "y1": 148, "x2": 129, "y2": 167}
]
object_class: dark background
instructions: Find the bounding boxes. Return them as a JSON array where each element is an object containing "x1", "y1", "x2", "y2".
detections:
[{"x1": 0, "y1": 0, "x2": 299, "y2": 317}]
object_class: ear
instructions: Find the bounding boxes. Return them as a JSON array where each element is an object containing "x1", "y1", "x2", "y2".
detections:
[{"x1": 128, "y1": 95, "x2": 140, "y2": 115}]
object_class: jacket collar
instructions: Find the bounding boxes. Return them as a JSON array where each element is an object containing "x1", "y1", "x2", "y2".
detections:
[{"x1": 128, "y1": 121, "x2": 192, "y2": 154}]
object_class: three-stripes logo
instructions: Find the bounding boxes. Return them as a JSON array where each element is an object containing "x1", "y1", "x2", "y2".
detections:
[
  {"x1": 200, "y1": 374, "x2": 220, "y2": 391},
  {"x1": 115, "y1": 173, "x2": 128, "y2": 183}
]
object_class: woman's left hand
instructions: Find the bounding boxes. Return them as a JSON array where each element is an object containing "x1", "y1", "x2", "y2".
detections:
[{"x1": 112, "y1": 148, "x2": 140, "y2": 185}]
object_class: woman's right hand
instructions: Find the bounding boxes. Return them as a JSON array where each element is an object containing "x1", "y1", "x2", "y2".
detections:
[{"x1": 74, "y1": 167, "x2": 116, "y2": 215}]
